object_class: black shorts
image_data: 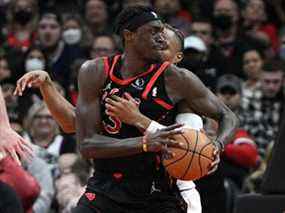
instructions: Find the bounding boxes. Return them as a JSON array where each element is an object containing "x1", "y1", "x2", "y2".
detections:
[{"x1": 73, "y1": 190, "x2": 185, "y2": 213}]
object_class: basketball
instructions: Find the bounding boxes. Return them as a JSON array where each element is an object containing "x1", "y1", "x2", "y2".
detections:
[{"x1": 163, "y1": 128, "x2": 215, "y2": 181}]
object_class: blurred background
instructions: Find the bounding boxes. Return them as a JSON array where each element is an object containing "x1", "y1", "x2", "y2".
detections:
[{"x1": 0, "y1": 0, "x2": 284, "y2": 212}]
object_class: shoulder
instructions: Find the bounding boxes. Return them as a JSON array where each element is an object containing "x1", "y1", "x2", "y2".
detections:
[
  {"x1": 165, "y1": 64, "x2": 201, "y2": 86},
  {"x1": 78, "y1": 57, "x2": 107, "y2": 86}
]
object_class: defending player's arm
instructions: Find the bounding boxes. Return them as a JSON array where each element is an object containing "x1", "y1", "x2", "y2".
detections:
[
  {"x1": 169, "y1": 65, "x2": 239, "y2": 149},
  {"x1": 76, "y1": 59, "x2": 183, "y2": 159},
  {"x1": 14, "y1": 71, "x2": 76, "y2": 133},
  {"x1": 0, "y1": 87, "x2": 33, "y2": 164}
]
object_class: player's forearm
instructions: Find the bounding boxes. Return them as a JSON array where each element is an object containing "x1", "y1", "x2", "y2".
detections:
[
  {"x1": 216, "y1": 108, "x2": 239, "y2": 146},
  {"x1": 40, "y1": 81, "x2": 76, "y2": 133},
  {"x1": 79, "y1": 134, "x2": 143, "y2": 159},
  {"x1": 0, "y1": 87, "x2": 10, "y2": 127},
  {"x1": 133, "y1": 113, "x2": 152, "y2": 131}
]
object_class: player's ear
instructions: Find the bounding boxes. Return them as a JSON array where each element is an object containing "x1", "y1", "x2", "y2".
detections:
[
  {"x1": 123, "y1": 29, "x2": 135, "y2": 42},
  {"x1": 174, "y1": 52, "x2": 183, "y2": 63}
]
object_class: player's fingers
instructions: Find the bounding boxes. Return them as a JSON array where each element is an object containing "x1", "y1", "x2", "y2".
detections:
[
  {"x1": 7, "y1": 149, "x2": 21, "y2": 166},
  {"x1": 161, "y1": 123, "x2": 184, "y2": 132},
  {"x1": 105, "y1": 103, "x2": 118, "y2": 112},
  {"x1": 159, "y1": 128, "x2": 184, "y2": 138},
  {"x1": 159, "y1": 138, "x2": 185, "y2": 150},
  {"x1": 207, "y1": 165, "x2": 218, "y2": 174},
  {"x1": 123, "y1": 92, "x2": 137, "y2": 104},
  {"x1": 105, "y1": 97, "x2": 122, "y2": 107},
  {"x1": 110, "y1": 95, "x2": 126, "y2": 103},
  {"x1": 161, "y1": 148, "x2": 175, "y2": 160},
  {"x1": 18, "y1": 139, "x2": 34, "y2": 159}
]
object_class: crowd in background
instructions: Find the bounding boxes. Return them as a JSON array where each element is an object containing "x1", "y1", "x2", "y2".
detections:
[{"x1": 0, "y1": 0, "x2": 284, "y2": 212}]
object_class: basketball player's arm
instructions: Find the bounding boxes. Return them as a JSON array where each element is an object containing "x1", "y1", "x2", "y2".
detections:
[
  {"x1": 76, "y1": 60, "x2": 182, "y2": 159},
  {"x1": 0, "y1": 87, "x2": 33, "y2": 164},
  {"x1": 171, "y1": 66, "x2": 239, "y2": 148},
  {"x1": 14, "y1": 70, "x2": 76, "y2": 133},
  {"x1": 39, "y1": 79, "x2": 76, "y2": 133}
]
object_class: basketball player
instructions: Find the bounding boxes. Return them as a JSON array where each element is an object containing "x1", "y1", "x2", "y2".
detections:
[
  {"x1": 15, "y1": 6, "x2": 238, "y2": 212},
  {"x1": 0, "y1": 86, "x2": 33, "y2": 164},
  {"x1": 73, "y1": 6, "x2": 237, "y2": 212},
  {"x1": 14, "y1": 24, "x2": 202, "y2": 212}
]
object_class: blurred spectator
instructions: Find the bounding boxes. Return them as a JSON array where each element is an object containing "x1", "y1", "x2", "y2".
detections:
[
  {"x1": 242, "y1": 0, "x2": 278, "y2": 52},
  {"x1": 24, "y1": 153, "x2": 55, "y2": 213},
  {"x1": 58, "y1": 153, "x2": 78, "y2": 175},
  {"x1": 154, "y1": 0, "x2": 192, "y2": 36},
  {"x1": 23, "y1": 102, "x2": 76, "y2": 173},
  {"x1": 241, "y1": 60, "x2": 284, "y2": 158},
  {"x1": 0, "y1": 153, "x2": 40, "y2": 213},
  {"x1": 242, "y1": 48, "x2": 264, "y2": 98},
  {"x1": 37, "y1": 12, "x2": 84, "y2": 90},
  {"x1": 213, "y1": 0, "x2": 264, "y2": 77},
  {"x1": 62, "y1": 14, "x2": 89, "y2": 50},
  {"x1": 90, "y1": 33, "x2": 118, "y2": 59},
  {"x1": 180, "y1": 35, "x2": 221, "y2": 91},
  {"x1": 55, "y1": 157, "x2": 90, "y2": 213},
  {"x1": 85, "y1": 0, "x2": 110, "y2": 37},
  {"x1": 190, "y1": 18, "x2": 229, "y2": 90},
  {"x1": 6, "y1": 0, "x2": 38, "y2": 52},
  {"x1": 0, "y1": 56, "x2": 11, "y2": 81},
  {"x1": 24, "y1": 46, "x2": 47, "y2": 73}
]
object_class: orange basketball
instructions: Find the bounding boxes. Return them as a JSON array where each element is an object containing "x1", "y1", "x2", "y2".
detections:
[{"x1": 163, "y1": 128, "x2": 215, "y2": 181}]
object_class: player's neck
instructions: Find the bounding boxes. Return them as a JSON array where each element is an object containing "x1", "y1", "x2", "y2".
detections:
[{"x1": 121, "y1": 51, "x2": 151, "y2": 78}]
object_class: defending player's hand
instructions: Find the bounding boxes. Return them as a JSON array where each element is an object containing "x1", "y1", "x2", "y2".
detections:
[
  {"x1": 142, "y1": 124, "x2": 185, "y2": 154},
  {"x1": 0, "y1": 126, "x2": 34, "y2": 165},
  {"x1": 105, "y1": 93, "x2": 141, "y2": 125},
  {"x1": 14, "y1": 70, "x2": 51, "y2": 96}
]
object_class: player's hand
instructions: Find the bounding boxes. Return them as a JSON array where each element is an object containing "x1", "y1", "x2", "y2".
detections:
[
  {"x1": 143, "y1": 123, "x2": 185, "y2": 154},
  {"x1": 14, "y1": 70, "x2": 51, "y2": 96},
  {"x1": 0, "y1": 126, "x2": 34, "y2": 165},
  {"x1": 105, "y1": 93, "x2": 142, "y2": 125},
  {"x1": 207, "y1": 145, "x2": 221, "y2": 174}
]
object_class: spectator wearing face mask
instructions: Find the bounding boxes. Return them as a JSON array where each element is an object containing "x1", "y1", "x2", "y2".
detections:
[
  {"x1": 6, "y1": 0, "x2": 38, "y2": 52},
  {"x1": 213, "y1": 0, "x2": 265, "y2": 78},
  {"x1": 37, "y1": 12, "x2": 85, "y2": 91},
  {"x1": 62, "y1": 14, "x2": 90, "y2": 51}
]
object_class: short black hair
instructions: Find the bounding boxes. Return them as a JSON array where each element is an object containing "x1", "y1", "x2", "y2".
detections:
[
  {"x1": 165, "y1": 24, "x2": 184, "y2": 51},
  {"x1": 114, "y1": 5, "x2": 154, "y2": 35}
]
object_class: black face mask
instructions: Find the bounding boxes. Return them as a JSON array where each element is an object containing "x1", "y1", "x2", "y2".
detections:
[
  {"x1": 14, "y1": 9, "x2": 33, "y2": 25},
  {"x1": 213, "y1": 14, "x2": 233, "y2": 31}
]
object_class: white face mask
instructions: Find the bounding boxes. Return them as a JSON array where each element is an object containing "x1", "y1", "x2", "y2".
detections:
[
  {"x1": 25, "y1": 58, "x2": 45, "y2": 72},
  {"x1": 62, "y1": 29, "x2": 82, "y2": 45}
]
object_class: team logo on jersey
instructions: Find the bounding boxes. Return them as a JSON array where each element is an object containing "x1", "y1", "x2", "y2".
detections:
[
  {"x1": 131, "y1": 78, "x2": 145, "y2": 90},
  {"x1": 152, "y1": 87, "x2": 158, "y2": 97}
]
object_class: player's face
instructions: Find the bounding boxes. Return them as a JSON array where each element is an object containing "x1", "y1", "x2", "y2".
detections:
[
  {"x1": 133, "y1": 20, "x2": 167, "y2": 63},
  {"x1": 160, "y1": 28, "x2": 183, "y2": 64}
]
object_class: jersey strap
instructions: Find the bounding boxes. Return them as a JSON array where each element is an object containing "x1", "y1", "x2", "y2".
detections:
[
  {"x1": 142, "y1": 61, "x2": 170, "y2": 100},
  {"x1": 109, "y1": 55, "x2": 156, "y2": 85}
]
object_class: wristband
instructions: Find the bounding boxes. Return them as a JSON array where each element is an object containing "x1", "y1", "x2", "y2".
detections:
[
  {"x1": 142, "y1": 135, "x2": 148, "y2": 152},
  {"x1": 145, "y1": 120, "x2": 165, "y2": 134}
]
